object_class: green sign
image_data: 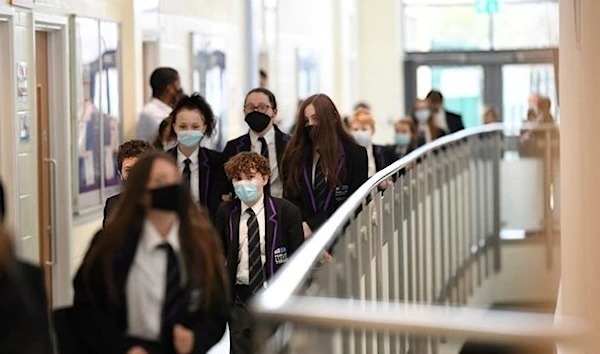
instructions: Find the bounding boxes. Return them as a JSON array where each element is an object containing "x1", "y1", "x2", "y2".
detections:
[{"x1": 475, "y1": 0, "x2": 500, "y2": 14}]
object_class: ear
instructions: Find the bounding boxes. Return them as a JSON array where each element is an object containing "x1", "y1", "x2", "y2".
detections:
[
  {"x1": 272, "y1": 108, "x2": 278, "y2": 118},
  {"x1": 262, "y1": 175, "x2": 269, "y2": 186}
]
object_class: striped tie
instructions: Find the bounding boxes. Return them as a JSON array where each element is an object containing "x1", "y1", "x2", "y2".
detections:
[
  {"x1": 246, "y1": 208, "x2": 265, "y2": 293},
  {"x1": 258, "y1": 137, "x2": 271, "y2": 196},
  {"x1": 314, "y1": 158, "x2": 327, "y2": 211},
  {"x1": 182, "y1": 158, "x2": 191, "y2": 191},
  {"x1": 157, "y1": 242, "x2": 180, "y2": 331}
]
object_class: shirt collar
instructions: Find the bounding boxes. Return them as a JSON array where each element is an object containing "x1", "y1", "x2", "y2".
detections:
[
  {"x1": 177, "y1": 146, "x2": 200, "y2": 165},
  {"x1": 150, "y1": 97, "x2": 173, "y2": 114},
  {"x1": 249, "y1": 125, "x2": 275, "y2": 146},
  {"x1": 241, "y1": 195, "x2": 265, "y2": 215},
  {"x1": 141, "y1": 219, "x2": 181, "y2": 253}
]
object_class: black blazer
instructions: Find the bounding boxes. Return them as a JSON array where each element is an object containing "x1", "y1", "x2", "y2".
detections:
[
  {"x1": 0, "y1": 261, "x2": 53, "y2": 354},
  {"x1": 372, "y1": 144, "x2": 393, "y2": 172},
  {"x1": 283, "y1": 141, "x2": 368, "y2": 231},
  {"x1": 71, "y1": 230, "x2": 229, "y2": 354},
  {"x1": 221, "y1": 125, "x2": 290, "y2": 195},
  {"x1": 103, "y1": 193, "x2": 121, "y2": 228},
  {"x1": 446, "y1": 110, "x2": 465, "y2": 133},
  {"x1": 216, "y1": 196, "x2": 303, "y2": 289},
  {"x1": 167, "y1": 146, "x2": 227, "y2": 220}
]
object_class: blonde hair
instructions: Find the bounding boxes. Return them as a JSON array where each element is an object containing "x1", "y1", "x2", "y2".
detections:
[
  {"x1": 394, "y1": 116, "x2": 417, "y2": 136},
  {"x1": 349, "y1": 109, "x2": 376, "y2": 130}
]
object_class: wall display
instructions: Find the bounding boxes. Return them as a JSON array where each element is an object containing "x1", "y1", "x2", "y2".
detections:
[
  {"x1": 72, "y1": 17, "x2": 123, "y2": 212},
  {"x1": 10, "y1": 0, "x2": 35, "y2": 8},
  {"x1": 16, "y1": 61, "x2": 28, "y2": 103},
  {"x1": 18, "y1": 112, "x2": 30, "y2": 143},
  {"x1": 296, "y1": 49, "x2": 320, "y2": 101},
  {"x1": 191, "y1": 33, "x2": 227, "y2": 151}
]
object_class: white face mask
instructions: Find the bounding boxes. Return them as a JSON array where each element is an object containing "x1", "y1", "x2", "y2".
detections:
[
  {"x1": 415, "y1": 109, "x2": 431, "y2": 123},
  {"x1": 352, "y1": 130, "x2": 372, "y2": 147}
]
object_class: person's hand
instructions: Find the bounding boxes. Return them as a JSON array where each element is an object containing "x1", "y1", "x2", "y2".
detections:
[
  {"x1": 173, "y1": 324, "x2": 195, "y2": 354},
  {"x1": 378, "y1": 180, "x2": 389, "y2": 190},
  {"x1": 126, "y1": 346, "x2": 148, "y2": 354},
  {"x1": 302, "y1": 222, "x2": 312, "y2": 239},
  {"x1": 221, "y1": 194, "x2": 231, "y2": 202},
  {"x1": 319, "y1": 251, "x2": 332, "y2": 264}
]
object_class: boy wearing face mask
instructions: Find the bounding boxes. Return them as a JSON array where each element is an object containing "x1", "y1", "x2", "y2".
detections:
[
  {"x1": 222, "y1": 88, "x2": 289, "y2": 200},
  {"x1": 215, "y1": 152, "x2": 304, "y2": 354},
  {"x1": 348, "y1": 109, "x2": 393, "y2": 177}
]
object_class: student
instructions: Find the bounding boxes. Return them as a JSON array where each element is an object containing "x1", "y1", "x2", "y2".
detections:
[
  {"x1": 281, "y1": 93, "x2": 368, "y2": 238},
  {"x1": 103, "y1": 140, "x2": 155, "y2": 227},
  {"x1": 390, "y1": 116, "x2": 420, "y2": 161},
  {"x1": 215, "y1": 152, "x2": 303, "y2": 354},
  {"x1": 167, "y1": 93, "x2": 227, "y2": 220},
  {"x1": 137, "y1": 67, "x2": 183, "y2": 141},
  {"x1": 0, "y1": 180, "x2": 53, "y2": 354},
  {"x1": 426, "y1": 90, "x2": 464, "y2": 134},
  {"x1": 72, "y1": 152, "x2": 229, "y2": 354},
  {"x1": 222, "y1": 88, "x2": 289, "y2": 198},
  {"x1": 152, "y1": 117, "x2": 177, "y2": 151},
  {"x1": 348, "y1": 109, "x2": 392, "y2": 177},
  {"x1": 412, "y1": 98, "x2": 446, "y2": 144}
]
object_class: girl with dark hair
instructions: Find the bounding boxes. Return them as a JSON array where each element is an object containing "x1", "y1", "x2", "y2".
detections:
[
  {"x1": 281, "y1": 93, "x2": 368, "y2": 239},
  {"x1": 167, "y1": 93, "x2": 227, "y2": 220},
  {"x1": 72, "y1": 152, "x2": 229, "y2": 354},
  {"x1": 152, "y1": 117, "x2": 177, "y2": 151},
  {"x1": 412, "y1": 98, "x2": 446, "y2": 144}
]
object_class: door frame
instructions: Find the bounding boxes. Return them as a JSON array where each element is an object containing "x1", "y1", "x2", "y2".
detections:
[
  {"x1": 34, "y1": 13, "x2": 72, "y2": 308},
  {"x1": 0, "y1": 8, "x2": 18, "y2": 231},
  {"x1": 403, "y1": 48, "x2": 557, "y2": 121}
]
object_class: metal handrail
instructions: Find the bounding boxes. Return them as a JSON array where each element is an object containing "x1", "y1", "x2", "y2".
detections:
[{"x1": 253, "y1": 123, "x2": 505, "y2": 309}]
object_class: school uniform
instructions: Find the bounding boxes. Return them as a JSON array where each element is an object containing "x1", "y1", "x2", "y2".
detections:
[
  {"x1": 222, "y1": 126, "x2": 289, "y2": 198},
  {"x1": 371, "y1": 144, "x2": 394, "y2": 176},
  {"x1": 215, "y1": 195, "x2": 304, "y2": 353},
  {"x1": 167, "y1": 146, "x2": 227, "y2": 220},
  {"x1": 283, "y1": 141, "x2": 368, "y2": 232},
  {"x1": 103, "y1": 193, "x2": 121, "y2": 228},
  {"x1": 71, "y1": 221, "x2": 229, "y2": 354}
]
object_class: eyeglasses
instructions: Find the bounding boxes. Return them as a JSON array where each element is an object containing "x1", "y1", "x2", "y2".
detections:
[{"x1": 244, "y1": 104, "x2": 271, "y2": 114}]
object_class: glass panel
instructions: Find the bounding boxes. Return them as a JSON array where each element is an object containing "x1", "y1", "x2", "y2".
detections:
[
  {"x1": 74, "y1": 18, "x2": 102, "y2": 210},
  {"x1": 404, "y1": 5, "x2": 490, "y2": 52},
  {"x1": 502, "y1": 64, "x2": 557, "y2": 127},
  {"x1": 100, "y1": 21, "x2": 122, "y2": 197},
  {"x1": 192, "y1": 34, "x2": 228, "y2": 151},
  {"x1": 416, "y1": 65, "x2": 484, "y2": 128},
  {"x1": 492, "y1": 2, "x2": 558, "y2": 50}
]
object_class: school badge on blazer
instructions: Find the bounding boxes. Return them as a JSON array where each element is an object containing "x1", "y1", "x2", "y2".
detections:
[
  {"x1": 187, "y1": 288, "x2": 204, "y2": 312},
  {"x1": 274, "y1": 247, "x2": 288, "y2": 265},
  {"x1": 334, "y1": 185, "x2": 350, "y2": 202}
]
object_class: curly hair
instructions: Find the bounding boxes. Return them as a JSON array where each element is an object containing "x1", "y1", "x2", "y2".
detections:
[
  {"x1": 117, "y1": 140, "x2": 155, "y2": 172},
  {"x1": 224, "y1": 152, "x2": 270, "y2": 181}
]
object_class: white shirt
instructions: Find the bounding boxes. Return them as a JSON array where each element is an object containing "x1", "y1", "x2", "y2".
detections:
[
  {"x1": 177, "y1": 147, "x2": 200, "y2": 203},
  {"x1": 126, "y1": 219, "x2": 181, "y2": 341},
  {"x1": 249, "y1": 127, "x2": 283, "y2": 198},
  {"x1": 419, "y1": 123, "x2": 434, "y2": 143},
  {"x1": 435, "y1": 109, "x2": 449, "y2": 133},
  {"x1": 136, "y1": 98, "x2": 172, "y2": 141},
  {"x1": 236, "y1": 196, "x2": 267, "y2": 287},
  {"x1": 312, "y1": 152, "x2": 321, "y2": 186},
  {"x1": 366, "y1": 144, "x2": 376, "y2": 178}
]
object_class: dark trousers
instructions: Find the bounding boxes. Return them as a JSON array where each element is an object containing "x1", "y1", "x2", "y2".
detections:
[{"x1": 230, "y1": 285, "x2": 255, "y2": 354}]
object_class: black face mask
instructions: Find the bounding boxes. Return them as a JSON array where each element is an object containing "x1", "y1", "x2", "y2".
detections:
[
  {"x1": 305, "y1": 125, "x2": 317, "y2": 142},
  {"x1": 149, "y1": 184, "x2": 188, "y2": 213},
  {"x1": 245, "y1": 111, "x2": 272, "y2": 133}
]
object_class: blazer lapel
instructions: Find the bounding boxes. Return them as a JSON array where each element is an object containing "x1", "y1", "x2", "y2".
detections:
[
  {"x1": 264, "y1": 197, "x2": 278, "y2": 278},
  {"x1": 302, "y1": 153, "x2": 318, "y2": 213},
  {"x1": 236, "y1": 134, "x2": 251, "y2": 154},
  {"x1": 199, "y1": 148, "x2": 210, "y2": 207},
  {"x1": 227, "y1": 201, "x2": 241, "y2": 269},
  {"x1": 323, "y1": 144, "x2": 346, "y2": 211},
  {"x1": 274, "y1": 126, "x2": 288, "y2": 167}
]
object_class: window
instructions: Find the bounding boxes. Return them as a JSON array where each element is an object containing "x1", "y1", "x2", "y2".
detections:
[
  {"x1": 403, "y1": 0, "x2": 559, "y2": 52},
  {"x1": 71, "y1": 17, "x2": 123, "y2": 213}
]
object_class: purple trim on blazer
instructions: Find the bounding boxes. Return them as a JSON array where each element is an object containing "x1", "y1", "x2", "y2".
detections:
[
  {"x1": 200, "y1": 148, "x2": 210, "y2": 206},
  {"x1": 267, "y1": 197, "x2": 278, "y2": 277},
  {"x1": 323, "y1": 144, "x2": 346, "y2": 210},
  {"x1": 228, "y1": 204, "x2": 239, "y2": 243},
  {"x1": 303, "y1": 165, "x2": 318, "y2": 212}
]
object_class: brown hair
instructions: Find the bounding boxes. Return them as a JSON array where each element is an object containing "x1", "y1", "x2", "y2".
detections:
[
  {"x1": 412, "y1": 99, "x2": 442, "y2": 140},
  {"x1": 281, "y1": 93, "x2": 355, "y2": 196},
  {"x1": 151, "y1": 117, "x2": 174, "y2": 149},
  {"x1": 117, "y1": 140, "x2": 155, "y2": 172},
  {"x1": 349, "y1": 109, "x2": 376, "y2": 130},
  {"x1": 224, "y1": 152, "x2": 270, "y2": 181},
  {"x1": 85, "y1": 152, "x2": 228, "y2": 307},
  {"x1": 170, "y1": 93, "x2": 217, "y2": 138}
]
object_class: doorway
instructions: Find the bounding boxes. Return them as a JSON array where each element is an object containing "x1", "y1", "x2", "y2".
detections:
[{"x1": 35, "y1": 30, "x2": 53, "y2": 306}]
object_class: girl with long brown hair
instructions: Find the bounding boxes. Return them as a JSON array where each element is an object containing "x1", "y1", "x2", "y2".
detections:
[
  {"x1": 72, "y1": 152, "x2": 229, "y2": 354},
  {"x1": 281, "y1": 94, "x2": 368, "y2": 238}
]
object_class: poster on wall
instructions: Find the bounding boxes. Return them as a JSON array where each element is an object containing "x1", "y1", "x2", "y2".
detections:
[
  {"x1": 191, "y1": 33, "x2": 227, "y2": 151},
  {"x1": 18, "y1": 112, "x2": 30, "y2": 143},
  {"x1": 10, "y1": 0, "x2": 35, "y2": 8},
  {"x1": 16, "y1": 62, "x2": 28, "y2": 103},
  {"x1": 296, "y1": 49, "x2": 320, "y2": 101}
]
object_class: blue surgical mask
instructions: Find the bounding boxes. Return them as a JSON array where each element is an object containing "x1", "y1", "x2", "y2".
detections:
[
  {"x1": 415, "y1": 109, "x2": 431, "y2": 123},
  {"x1": 394, "y1": 133, "x2": 411, "y2": 146},
  {"x1": 177, "y1": 130, "x2": 204, "y2": 148},
  {"x1": 233, "y1": 180, "x2": 262, "y2": 204},
  {"x1": 352, "y1": 130, "x2": 372, "y2": 147}
]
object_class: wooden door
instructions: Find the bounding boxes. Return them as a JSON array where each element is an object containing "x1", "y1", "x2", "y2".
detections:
[{"x1": 35, "y1": 30, "x2": 52, "y2": 307}]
